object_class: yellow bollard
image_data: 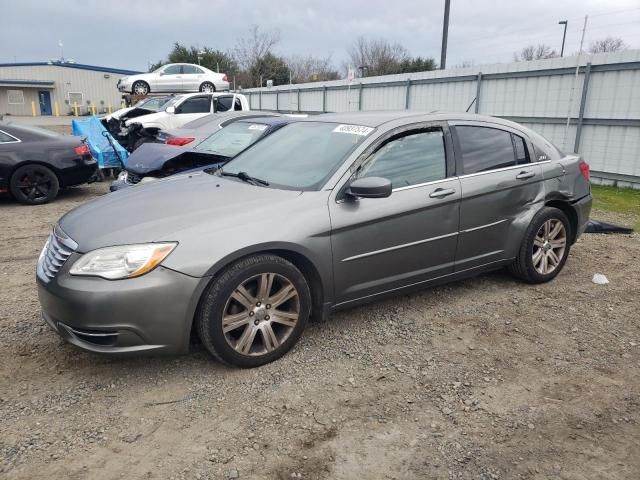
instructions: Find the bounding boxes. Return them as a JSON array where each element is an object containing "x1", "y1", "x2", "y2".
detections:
[
  {"x1": 120, "y1": 100, "x2": 125, "y2": 109},
  {"x1": 73, "y1": 101, "x2": 79, "y2": 117},
  {"x1": 54, "y1": 101, "x2": 60, "y2": 117},
  {"x1": 31, "y1": 101, "x2": 36, "y2": 116},
  {"x1": 108, "y1": 104, "x2": 112, "y2": 114},
  {"x1": 91, "y1": 104, "x2": 96, "y2": 116}
]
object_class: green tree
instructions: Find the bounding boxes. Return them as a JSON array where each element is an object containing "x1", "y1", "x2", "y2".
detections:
[
  {"x1": 250, "y1": 52, "x2": 291, "y2": 87},
  {"x1": 398, "y1": 56, "x2": 437, "y2": 73}
]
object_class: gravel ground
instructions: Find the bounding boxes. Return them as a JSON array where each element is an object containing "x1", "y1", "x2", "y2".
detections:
[{"x1": 1, "y1": 182, "x2": 639, "y2": 480}]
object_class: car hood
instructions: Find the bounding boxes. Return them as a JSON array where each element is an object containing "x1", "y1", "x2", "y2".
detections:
[
  {"x1": 125, "y1": 143, "x2": 228, "y2": 174},
  {"x1": 58, "y1": 171, "x2": 303, "y2": 253}
]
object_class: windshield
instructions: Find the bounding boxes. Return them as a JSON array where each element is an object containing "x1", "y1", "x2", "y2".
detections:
[
  {"x1": 162, "y1": 95, "x2": 186, "y2": 109},
  {"x1": 139, "y1": 97, "x2": 172, "y2": 111},
  {"x1": 195, "y1": 122, "x2": 269, "y2": 157},
  {"x1": 221, "y1": 122, "x2": 372, "y2": 190}
]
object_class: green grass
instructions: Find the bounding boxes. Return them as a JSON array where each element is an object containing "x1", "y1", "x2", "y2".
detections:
[{"x1": 591, "y1": 184, "x2": 640, "y2": 229}]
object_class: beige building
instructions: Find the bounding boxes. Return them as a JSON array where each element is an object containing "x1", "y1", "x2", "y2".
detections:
[{"x1": 0, "y1": 61, "x2": 141, "y2": 116}]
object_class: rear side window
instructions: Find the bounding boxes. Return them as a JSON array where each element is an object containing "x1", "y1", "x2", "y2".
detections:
[
  {"x1": 234, "y1": 98, "x2": 243, "y2": 111},
  {"x1": 183, "y1": 65, "x2": 204, "y2": 74},
  {"x1": 457, "y1": 126, "x2": 529, "y2": 174},
  {"x1": 360, "y1": 129, "x2": 446, "y2": 188},
  {"x1": 0, "y1": 130, "x2": 17, "y2": 142},
  {"x1": 177, "y1": 96, "x2": 211, "y2": 114},
  {"x1": 216, "y1": 96, "x2": 233, "y2": 112}
]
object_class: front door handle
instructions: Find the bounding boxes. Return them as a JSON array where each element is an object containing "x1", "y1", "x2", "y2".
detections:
[
  {"x1": 429, "y1": 188, "x2": 456, "y2": 199},
  {"x1": 516, "y1": 170, "x2": 536, "y2": 180}
]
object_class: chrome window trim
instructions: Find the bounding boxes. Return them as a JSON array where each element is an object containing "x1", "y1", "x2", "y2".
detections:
[
  {"x1": 458, "y1": 160, "x2": 550, "y2": 180},
  {"x1": 342, "y1": 231, "x2": 459, "y2": 263},
  {"x1": 0, "y1": 129, "x2": 21, "y2": 144},
  {"x1": 392, "y1": 177, "x2": 452, "y2": 192}
]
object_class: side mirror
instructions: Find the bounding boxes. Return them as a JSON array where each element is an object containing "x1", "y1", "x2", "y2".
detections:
[
  {"x1": 346, "y1": 177, "x2": 392, "y2": 199},
  {"x1": 165, "y1": 106, "x2": 176, "y2": 114}
]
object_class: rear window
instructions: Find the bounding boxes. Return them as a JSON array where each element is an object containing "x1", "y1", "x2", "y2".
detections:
[{"x1": 195, "y1": 122, "x2": 268, "y2": 158}]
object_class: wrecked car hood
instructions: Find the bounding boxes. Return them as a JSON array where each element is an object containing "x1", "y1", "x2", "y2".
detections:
[{"x1": 125, "y1": 143, "x2": 227, "y2": 175}]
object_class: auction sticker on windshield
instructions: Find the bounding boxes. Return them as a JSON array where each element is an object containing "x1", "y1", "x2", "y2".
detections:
[
  {"x1": 332, "y1": 124, "x2": 374, "y2": 136},
  {"x1": 248, "y1": 124, "x2": 268, "y2": 131}
]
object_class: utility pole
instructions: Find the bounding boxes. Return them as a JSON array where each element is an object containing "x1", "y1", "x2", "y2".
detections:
[
  {"x1": 558, "y1": 20, "x2": 568, "y2": 57},
  {"x1": 440, "y1": 0, "x2": 451, "y2": 70},
  {"x1": 564, "y1": 15, "x2": 588, "y2": 149}
]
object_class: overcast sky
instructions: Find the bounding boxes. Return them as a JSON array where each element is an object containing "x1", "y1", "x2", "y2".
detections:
[{"x1": 1, "y1": 0, "x2": 639, "y2": 72}]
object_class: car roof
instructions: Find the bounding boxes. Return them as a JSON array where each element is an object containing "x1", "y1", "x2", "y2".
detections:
[
  {"x1": 303, "y1": 110, "x2": 529, "y2": 131},
  {"x1": 235, "y1": 116, "x2": 296, "y2": 127}
]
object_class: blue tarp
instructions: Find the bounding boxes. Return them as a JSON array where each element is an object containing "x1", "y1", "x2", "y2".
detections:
[{"x1": 71, "y1": 116, "x2": 128, "y2": 168}]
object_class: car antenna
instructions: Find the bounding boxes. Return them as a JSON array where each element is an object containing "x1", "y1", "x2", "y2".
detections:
[{"x1": 465, "y1": 97, "x2": 477, "y2": 112}]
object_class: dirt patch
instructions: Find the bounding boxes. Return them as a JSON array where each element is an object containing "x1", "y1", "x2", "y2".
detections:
[{"x1": 1, "y1": 183, "x2": 638, "y2": 479}]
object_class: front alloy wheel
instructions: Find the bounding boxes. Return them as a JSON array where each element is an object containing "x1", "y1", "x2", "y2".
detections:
[
  {"x1": 197, "y1": 254, "x2": 311, "y2": 368},
  {"x1": 223, "y1": 273, "x2": 300, "y2": 355}
]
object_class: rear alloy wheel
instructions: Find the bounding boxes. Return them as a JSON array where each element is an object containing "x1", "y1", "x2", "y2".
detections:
[
  {"x1": 197, "y1": 254, "x2": 311, "y2": 368},
  {"x1": 199, "y1": 82, "x2": 215, "y2": 93},
  {"x1": 10, "y1": 164, "x2": 60, "y2": 205},
  {"x1": 509, "y1": 207, "x2": 571, "y2": 283},
  {"x1": 132, "y1": 81, "x2": 150, "y2": 95}
]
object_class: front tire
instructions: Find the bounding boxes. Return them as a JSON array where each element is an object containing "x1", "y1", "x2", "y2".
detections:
[
  {"x1": 509, "y1": 207, "x2": 571, "y2": 283},
  {"x1": 199, "y1": 82, "x2": 216, "y2": 93},
  {"x1": 10, "y1": 164, "x2": 60, "y2": 205},
  {"x1": 197, "y1": 254, "x2": 311, "y2": 368},
  {"x1": 132, "y1": 81, "x2": 150, "y2": 95}
]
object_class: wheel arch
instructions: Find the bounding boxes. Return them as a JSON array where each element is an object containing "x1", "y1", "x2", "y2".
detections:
[
  {"x1": 187, "y1": 246, "x2": 328, "y2": 346},
  {"x1": 9, "y1": 160, "x2": 63, "y2": 186},
  {"x1": 545, "y1": 198, "x2": 578, "y2": 244}
]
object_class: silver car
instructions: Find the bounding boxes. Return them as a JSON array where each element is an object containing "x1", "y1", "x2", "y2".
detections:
[
  {"x1": 117, "y1": 63, "x2": 230, "y2": 95},
  {"x1": 37, "y1": 112, "x2": 592, "y2": 368}
]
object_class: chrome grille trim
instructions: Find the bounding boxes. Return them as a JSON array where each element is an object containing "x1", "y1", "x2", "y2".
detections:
[{"x1": 37, "y1": 225, "x2": 78, "y2": 282}]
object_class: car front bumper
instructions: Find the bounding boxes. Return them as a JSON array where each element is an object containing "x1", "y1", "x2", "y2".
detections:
[{"x1": 37, "y1": 255, "x2": 207, "y2": 356}]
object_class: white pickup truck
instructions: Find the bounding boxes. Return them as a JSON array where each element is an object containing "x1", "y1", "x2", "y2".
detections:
[{"x1": 121, "y1": 92, "x2": 250, "y2": 150}]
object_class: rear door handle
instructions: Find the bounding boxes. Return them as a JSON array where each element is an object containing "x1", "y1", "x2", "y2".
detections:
[
  {"x1": 429, "y1": 188, "x2": 456, "y2": 199},
  {"x1": 516, "y1": 171, "x2": 536, "y2": 180}
]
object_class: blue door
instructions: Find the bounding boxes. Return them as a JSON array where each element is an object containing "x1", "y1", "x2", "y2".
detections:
[{"x1": 38, "y1": 90, "x2": 52, "y2": 115}]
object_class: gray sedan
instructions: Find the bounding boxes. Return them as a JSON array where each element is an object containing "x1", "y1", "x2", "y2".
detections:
[{"x1": 37, "y1": 112, "x2": 592, "y2": 367}]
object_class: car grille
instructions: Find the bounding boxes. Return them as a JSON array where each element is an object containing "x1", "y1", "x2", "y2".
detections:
[
  {"x1": 37, "y1": 226, "x2": 78, "y2": 282},
  {"x1": 126, "y1": 171, "x2": 143, "y2": 185}
]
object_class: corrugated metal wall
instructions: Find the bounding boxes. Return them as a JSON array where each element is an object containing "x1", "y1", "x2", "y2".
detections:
[
  {"x1": 0, "y1": 65, "x2": 128, "y2": 116},
  {"x1": 243, "y1": 50, "x2": 640, "y2": 186}
]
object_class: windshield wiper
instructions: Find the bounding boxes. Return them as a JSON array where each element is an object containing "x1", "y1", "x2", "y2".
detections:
[{"x1": 218, "y1": 169, "x2": 269, "y2": 186}]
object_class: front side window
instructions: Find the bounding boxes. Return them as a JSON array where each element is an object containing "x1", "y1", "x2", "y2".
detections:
[
  {"x1": 222, "y1": 122, "x2": 371, "y2": 190},
  {"x1": 457, "y1": 126, "x2": 528, "y2": 174},
  {"x1": 195, "y1": 122, "x2": 268, "y2": 158},
  {"x1": 358, "y1": 129, "x2": 446, "y2": 188},
  {"x1": 162, "y1": 64, "x2": 182, "y2": 75},
  {"x1": 177, "y1": 96, "x2": 211, "y2": 114}
]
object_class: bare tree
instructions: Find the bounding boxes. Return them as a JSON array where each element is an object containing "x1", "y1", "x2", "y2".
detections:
[
  {"x1": 287, "y1": 54, "x2": 339, "y2": 83},
  {"x1": 346, "y1": 37, "x2": 410, "y2": 76},
  {"x1": 233, "y1": 25, "x2": 281, "y2": 71},
  {"x1": 514, "y1": 44, "x2": 557, "y2": 62},
  {"x1": 588, "y1": 37, "x2": 627, "y2": 54}
]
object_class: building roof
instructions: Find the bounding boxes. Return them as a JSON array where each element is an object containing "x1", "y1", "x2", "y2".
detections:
[
  {"x1": 0, "y1": 79, "x2": 55, "y2": 88},
  {"x1": 0, "y1": 62, "x2": 141, "y2": 75}
]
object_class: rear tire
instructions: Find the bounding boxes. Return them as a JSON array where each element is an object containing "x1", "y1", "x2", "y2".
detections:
[
  {"x1": 199, "y1": 82, "x2": 215, "y2": 93},
  {"x1": 508, "y1": 207, "x2": 571, "y2": 283},
  {"x1": 132, "y1": 81, "x2": 150, "y2": 95},
  {"x1": 197, "y1": 254, "x2": 311, "y2": 368},
  {"x1": 10, "y1": 164, "x2": 60, "y2": 205}
]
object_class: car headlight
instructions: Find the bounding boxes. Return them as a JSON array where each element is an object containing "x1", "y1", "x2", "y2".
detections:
[
  {"x1": 69, "y1": 243, "x2": 177, "y2": 280},
  {"x1": 117, "y1": 170, "x2": 128, "y2": 181}
]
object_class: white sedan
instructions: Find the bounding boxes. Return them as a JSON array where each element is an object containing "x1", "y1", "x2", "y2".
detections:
[{"x1": 117, "y1": 63, "x2": 230, "y2": 95}]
